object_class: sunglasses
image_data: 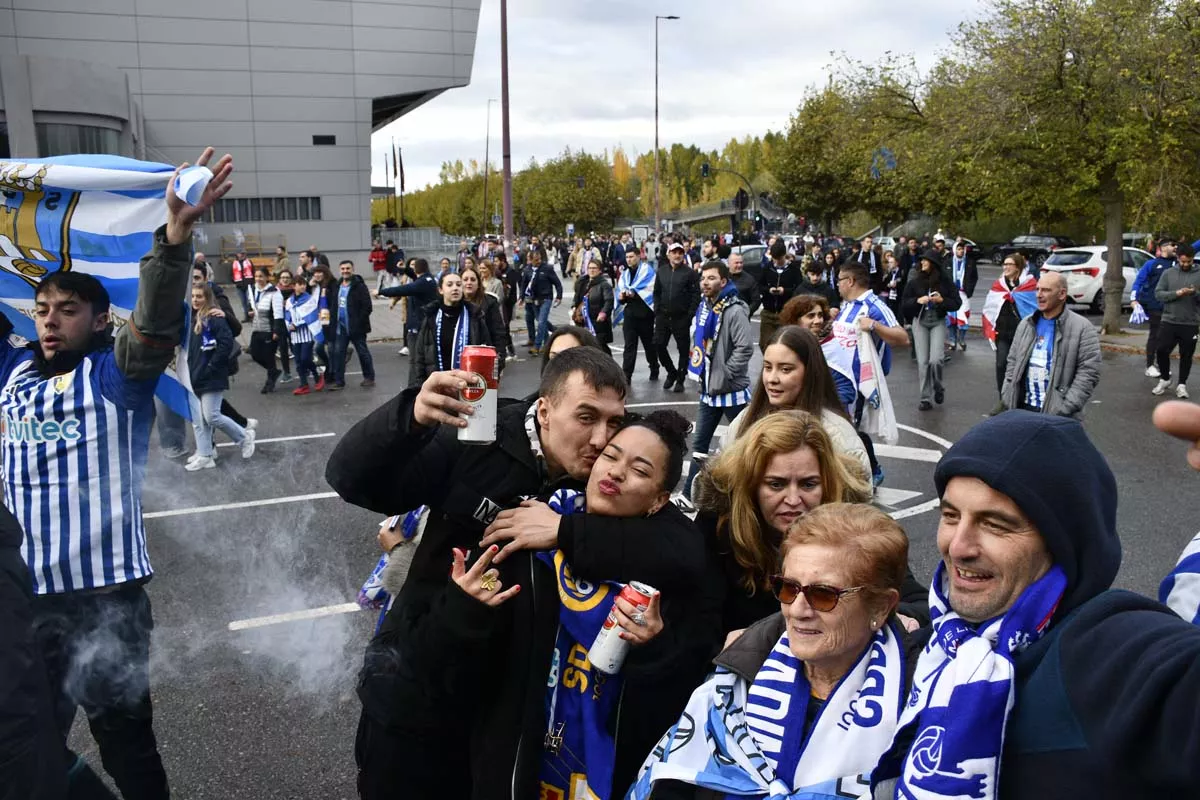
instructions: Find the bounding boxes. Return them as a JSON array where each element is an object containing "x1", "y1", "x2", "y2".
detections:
[{"x1": 769, "y1": 575, "x2": 866, "y2": 612}]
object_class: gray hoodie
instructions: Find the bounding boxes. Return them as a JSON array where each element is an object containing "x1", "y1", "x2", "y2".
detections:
[
  {"x1": 1154, "y1": 263, "x2": 1200, "y2": 325},
  {"x1": 702, "y1": 294, "x2": 754, "y2": 395}
]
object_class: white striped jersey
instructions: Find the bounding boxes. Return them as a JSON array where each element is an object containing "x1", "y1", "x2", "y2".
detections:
[{"x1": 0, "y1": 343, "x2": 158, "y2": 595}]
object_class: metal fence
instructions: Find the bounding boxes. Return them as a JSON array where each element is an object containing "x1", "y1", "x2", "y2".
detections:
[{"x1": 369, "y1": 226, "x2": 447, "y2": 251}]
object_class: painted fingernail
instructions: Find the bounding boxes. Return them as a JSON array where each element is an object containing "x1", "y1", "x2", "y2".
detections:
[{"x1": 490, "y1": 545, "x2": 498, "y2": 552}]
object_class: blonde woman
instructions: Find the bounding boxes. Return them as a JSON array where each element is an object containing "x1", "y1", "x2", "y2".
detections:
[
  {"x1": 566, "y1": 240, "x2": 585, "y2": 277},
  {"x1": 692, "y1": 410, "x2": 925, "y2": 641},
  {"x1": 478, "y1": 259, "x2": 504, "y2": 300}
]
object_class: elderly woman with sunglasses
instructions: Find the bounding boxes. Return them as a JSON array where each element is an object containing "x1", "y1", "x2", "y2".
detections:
[
  {"x1": 692, "y1": 411, "x2": 928, "y2": 647},
  {"x1": 631, "y1": 503, "x2": 921, "y2": 799}
]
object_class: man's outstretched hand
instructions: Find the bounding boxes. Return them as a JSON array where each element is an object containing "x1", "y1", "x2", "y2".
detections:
[
  {"x1": 1153, "y1": 400, "x2": 1200, "y2": 471},
  {"x1": 166, "y1": 147, "x2": 234, "y2": 245}
]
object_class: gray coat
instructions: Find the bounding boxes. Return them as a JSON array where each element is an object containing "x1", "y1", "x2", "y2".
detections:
[
  {"x1": 703, "y1": 295, "x2": 754, "y2": 396},
  {"x1": 1002, "y1": 307, "x2": 1101, "y2": 417}
]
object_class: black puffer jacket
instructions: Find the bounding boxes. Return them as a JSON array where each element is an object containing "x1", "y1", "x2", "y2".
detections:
[
  {"x1": 653, "y1": 262, "x2": 701, "y2": 320},
  {"x1": 408, "y1": 300, "x2": 491, "y2": 388},
  {"x1": 327, "y1": 391, "x2": 722, "y2": 800},
  {"x1": 901, "y1": 264, "x2": 962, "y2": 325}
]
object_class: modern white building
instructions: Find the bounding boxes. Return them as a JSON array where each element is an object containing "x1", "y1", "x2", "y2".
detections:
[{"x1": 0, "y1": 0, "x2": 482, "y2": 263}]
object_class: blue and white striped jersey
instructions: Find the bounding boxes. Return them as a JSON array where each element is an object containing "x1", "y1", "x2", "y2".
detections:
[
  {"x1": 0, "y1": 342, "x2": 158, "y2": 595},
  {"x1": 835, "y1": 290, "x2": 900, "y2": 379}
]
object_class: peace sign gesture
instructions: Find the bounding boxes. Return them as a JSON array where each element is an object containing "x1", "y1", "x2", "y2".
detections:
[{"x1": 451, "y1": 545, "x2": 521, "y2": 607}]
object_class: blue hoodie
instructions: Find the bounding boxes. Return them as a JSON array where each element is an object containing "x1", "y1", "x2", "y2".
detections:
[
  {"x1": 881, "y1": 412, "x2": 1200, "y2": 798},
  {"x1": 1131, "y1": 255, "x2": 1176, "y2": 311}
]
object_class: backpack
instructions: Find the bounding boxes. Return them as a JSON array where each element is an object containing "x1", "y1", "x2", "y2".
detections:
[{"x1": 227, "y1": 341, "x2": 242, "y2": 375}]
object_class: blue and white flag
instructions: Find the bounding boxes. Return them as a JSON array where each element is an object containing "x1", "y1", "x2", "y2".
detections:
[
  {"x1": 632, "y1": 624, "x2": 905, "y2": 800},
  {"x1": 614, "y1": 262, "x2": 655, "y2": 324},
  {"x1": 0, "y1": 155, "x2": 212, "y2": 417},
  {"x1": 1160, "y1": 532, "x2": 1200, "y2": 624},
  {"x1": 286, "y1": 290, "x2": 326, "y2": 344}
]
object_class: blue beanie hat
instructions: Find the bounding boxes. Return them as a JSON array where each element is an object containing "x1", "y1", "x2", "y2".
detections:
[{"x1": 934, "y1": 411, "x2": 1121, "y2": 613}]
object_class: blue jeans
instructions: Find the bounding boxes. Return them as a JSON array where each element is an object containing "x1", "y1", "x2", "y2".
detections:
[
  {"x1": 190, "y1": 391, "x2": 246, "y2": 457},
  {"x1": 523, "y1": 302, "x2": 538, "y2": 346},
  {"x1": 535, "y1": 300, "x2": 555, "y2": 349},
  {"x1": 683, "y1": 401, "x2": 745, "y2": 496},
  {"x1": 153, "y1": 396, "x2": 187, "y2": 455},
  {"x1": 235, "y1": 284, "x2": 252, "y2": 316},
  {"x1": 332, "y1": 331, "x2": 375, "y2": 384}
]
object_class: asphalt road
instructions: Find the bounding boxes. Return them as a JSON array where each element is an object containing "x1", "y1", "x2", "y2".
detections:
[{"x1": 66, "y1": 294, "x2": 1198, "y2": 799}]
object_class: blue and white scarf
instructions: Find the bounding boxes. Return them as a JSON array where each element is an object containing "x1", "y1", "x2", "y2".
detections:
[
  {"x1": 632, "y1": 623, "x2": 905, "y2": 799},
  {"x1": 615, "y1": 262, "x2": 655, "y2": 324},
  {"x1": 876, "y1": 562, "x2": 1066, "y2": 800},
  {"x1": 434, "y1": 304, "x2": 470, "y2": 371},
  {"x1": 582, "y1": 289, "x2": 597, "y2": 336},
  {"x1": 688, "y1": 283, "x2": 739, "y2": 387},
  {"x1": 1159, "y1": 532, "x2": 1200, "y2": 624},
  {"x1": 946, "y1": 255, "x2": 970, "y2": 331},
  {"x1": 356, "y1": 507, "x2": 427, "y2": 633},
  {"x1": 534, "y1": 489, "x2": 628, "y2": 800}
]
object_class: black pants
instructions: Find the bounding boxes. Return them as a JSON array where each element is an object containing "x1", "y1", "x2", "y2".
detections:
[
  {"x1": 994, "y1": 334, "x2": 1013, "y2": 394},
  {"x1": 852, "y1": 396, "x2": 881, "y2": 475},
  {"x1": 32, "y1": 584, "x2": 169, "y2": 800},
  {"x1": 220, "y1": 399, "x2": 247, "y2": 428},
  {"x1": 249, "y1": 331, "x2": 279, "y2": 381},
  {"x1": 653, "y1": 316, "x2": 691, "y2": 381},
  {"x1": 276, "y1": 335, "x2": 290, "y2": 373},
  {"x1": 1156, "y1": 321, "x2": 1199, "y2": 384},
  {"x1": 501, "y1": 299, "x2": 516, "y2": 353},
  {"x1": 1146, "y1": 311, "x2": 1162, "y2": 368},
  {"x1": 622, "y1": 313, "x2": 659, "y2": 378}
]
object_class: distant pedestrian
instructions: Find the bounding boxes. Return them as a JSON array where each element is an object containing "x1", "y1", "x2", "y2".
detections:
[
  {"x1": 574, "y1": 258, "x2": 614, "y2": 354},
  {"x1": 187, "y1": 284, "x2": 255, "y2": 471},
  {"x1": 1132, "y1": 238, "x2": 1176, "y2": 378},
  {"x1": 945, "y1": 239, "x2": 977, "y2": 352},
  {"x1": 1152, "y1": 242, "x2": 1200, "y2": 398},
  {"x1": 902, "y1": 251, "x2": 962, "y2": 410},
  {"x1": 460, "y1": 264, "x2": 507, "y2": 373},
  {"x1": 230, "y1": 249, "x2": 254, "y2": 320},
  {"x1": 248, "y1": 266, "x2": 285, "y2": 394},
  {"x1": 1001, "y1": 271, "x2": 1101, "y2": 416},
  {"x1": 378, "y1": 257, "x2": 438, "y2": 359},
  {"x1": 653, "y1": 242, "x2": 701, "y2": 393},
  {"x1": 987, "y1": 254, "x2": 1030, "y2": 415},
  {"x1": 727, "y1": 252, "x2": 760, "y2": 316},
  {"x1": 285, "y1": 279, "x2": 324, "y2": 395},
  {"x1": 522, "y1": 247, "x2": 563, "y2": 353},
  {"x1": 758, "y1": 238, "x2": 802, "y2": 350},
  {"x1": 409, "y1": 272, "x2": 488, "y2": 387},
  {"x1": 616, "y1": 246, "x2": 659, "y2": 383},
  {"x1": 683, "y1": 261, "x2": 754, "y2": 495},
  {"x1": 330, "y1": 260, "x2": 376, "y2": 390}
]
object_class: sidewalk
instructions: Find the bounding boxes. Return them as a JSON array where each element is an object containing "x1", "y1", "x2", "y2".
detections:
[{"x1": 1096, "y1": 325, "x2": 1200, "y2": 361}]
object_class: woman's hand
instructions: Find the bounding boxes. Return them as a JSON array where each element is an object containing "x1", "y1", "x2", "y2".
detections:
[
  {"x1": 480, "y1": 500, "x2": 560, "y2": 562},
  {"x1": 896, "y1": 614, "x2": 921, "y2": 632},
  {"x1": 208, "y1": 308, "x2": 226, "y2": 318},
  {"x1": 451, "y1": 545, "x2": 520, "y2": 606},
  {"x1": 597, "y1": 311, "x2": 607, "y2": 322},
  {"x1": 916, "y1": 296, "x2": 929, "y2": 305},
  {"x1": 612, "y1": 592, "x2": 663, "y2": 645},
  {"x1": 930, "y1": 291, "x2": 943, "y2": 304}
]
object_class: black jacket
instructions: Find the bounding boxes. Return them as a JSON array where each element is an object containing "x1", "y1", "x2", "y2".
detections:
[
  {"x1": 618, "y1": 265, "x2": 655, "y2": 321},
  {"x1": 653, "y1": 262, "x2": 701, "y2": 321},
  {"x1": 730, "y1": 271, "x2": 760, "y2": 315},
  {"x1": 526, "y1": 264, "x2": 563, "y2": 303},
  {"x1": 336, "y1": 274, "x2": 374, "y2": 339},
  {"x1": 187, "y1": 315, "x2": 236, "y2": 394},
  {"x1": 380, "y1": 271, "x2": 440, "y2": 335},
  {"x1": 473, "y1": 293, "x2": 508, "y2": 372},
  {"x1": 327, "y1": 392, "x2": 721, "y2": 799},
  {"x1": 994, "y1": 275, "x2": 1023, "y2": 342},
  {"x1": 408, "y1": 301, "x2": 490, "y2": 388},
  {"x1": 759, "y1": 261, "x2": 803, "y2": 313},
  {"x1": 901, "y1": 268, "x2": 963, "y2": 325},
  {"x1": 794, "y1": 277, "x2": 839, "y2": 310},
  {"x1": 0, "y1": 504, "x2": 67, "y2": 800}
]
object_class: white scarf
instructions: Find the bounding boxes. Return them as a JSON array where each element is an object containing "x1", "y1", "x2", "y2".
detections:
[{"x1": 633, "y1": 624, "x2": 905, "y2": 799}]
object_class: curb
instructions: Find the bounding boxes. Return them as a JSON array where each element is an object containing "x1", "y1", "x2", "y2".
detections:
[{"x1": 1099, "y1": 337, "x2": 1200, "y2": 362}]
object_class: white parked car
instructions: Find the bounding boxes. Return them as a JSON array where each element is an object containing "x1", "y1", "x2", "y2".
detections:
[
  {"x1": 1040, "y1": 246, "x2": 1152, "y2": 314},
  {"x1": 875, "y1": 236, "x2": 897, "y2": 250}
]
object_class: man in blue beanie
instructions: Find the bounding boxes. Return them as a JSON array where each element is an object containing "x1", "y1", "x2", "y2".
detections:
[{"x1": 873, "y1": 410, "x2": 1200, "y2": 799}]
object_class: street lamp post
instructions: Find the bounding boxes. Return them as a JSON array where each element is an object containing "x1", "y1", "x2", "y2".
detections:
[
  {"x1": 500, "y1": 0, "x2": 514, "y2": 246},
  {"x1": 654, "y1": 14, "x2": 679, "y2": 237},
  {"x1": 482, "y1": 98, "x2": 497, "y2": 236}
]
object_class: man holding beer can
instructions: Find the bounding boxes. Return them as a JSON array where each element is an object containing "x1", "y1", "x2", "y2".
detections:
[{"x1": 327, "y1": 351, "x2": 720, "y2": 800}]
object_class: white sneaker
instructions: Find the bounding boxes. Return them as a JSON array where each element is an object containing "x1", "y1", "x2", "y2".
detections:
[
  {"x1": 246, "y1": 418, "x2": 259, "y2": 431},
  {"x1": 1146, "y1": 365, "x2": 1161, "y2": 378},
  {"x1": 185, "y1": 452, "x2": 212, "y2": 465},
  {"x1": 399, "y1": 346, "x2": 410, "y2": 356},
  {"x1": 185, "y1": 456, "x2": 216, "y2": 471},
  {"x1": 1178, "y1": 384, "x2": 1190, "y2": 399},
  {"x1": 241, "y1": 427, "x2": 256, "y2": 459},
  {"x1": 1153, "y1": 378, "x2": 1171, "y2": 396}
]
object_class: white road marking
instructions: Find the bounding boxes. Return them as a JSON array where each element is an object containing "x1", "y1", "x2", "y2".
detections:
[
  {"x1": 144, "y1": 492, "x2": 340, "y2": 520},
  {"x1": 896, "y1": 423, "x2": 954, "y2": 449},
  {"x1": 228, "y1": 602, "x2": 362, "y2": 631},
  {"x1": 875, "y1": 444, "x2": 943, "y2": 463},
  {"x1": 888, "y1": 498, "x2": 942, "y2": 520},
  {"x1": 874, "y1": 487, "x2": 923, "y2": 506},
  {"x1": 216, "y1": 432, "x2": 335, "y2": 448}
]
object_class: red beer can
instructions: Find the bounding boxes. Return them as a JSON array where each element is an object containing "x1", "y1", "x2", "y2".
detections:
[
  {"x1": 589, "y1": 581, "x2": 658, "y2": 674},
  {"x1": 458, "y1": 345, "x2": 499, "y2": 444}
]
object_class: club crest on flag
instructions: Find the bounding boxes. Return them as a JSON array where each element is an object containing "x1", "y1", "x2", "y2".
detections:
[{"x1": 0, "y1": 162, "x2": 79, "y2": 286}]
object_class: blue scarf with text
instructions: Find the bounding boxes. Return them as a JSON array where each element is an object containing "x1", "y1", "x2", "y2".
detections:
[{"x1": 688, "y1": 282, "x2": 739, "y2": 386}]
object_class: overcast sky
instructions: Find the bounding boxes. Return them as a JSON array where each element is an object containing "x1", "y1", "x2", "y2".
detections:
[{"x1": 373, "y1": 0, "x2": 981, "y2": 192}]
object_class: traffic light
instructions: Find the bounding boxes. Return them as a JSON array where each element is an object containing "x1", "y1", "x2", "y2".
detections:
[{"x1": 701, "y1": 162, "x2": 710, "y2": 178}]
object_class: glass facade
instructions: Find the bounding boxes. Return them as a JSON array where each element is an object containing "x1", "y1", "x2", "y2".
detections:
[{"x1": 35, "y1": 122, "x2": 120, "y2": 157}]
